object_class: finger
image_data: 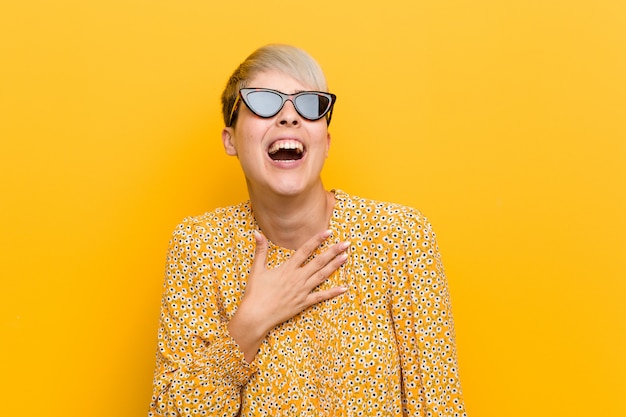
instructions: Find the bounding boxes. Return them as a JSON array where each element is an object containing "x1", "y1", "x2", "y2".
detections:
[
  {"x1": 250, "y1": 231, "x2": 268, "y2": 274},
  {"x1": 305, "y1": 240, "x2": 351, "y2": 273},
  {"x1": 306, "y1": 251, "x2": 349, "y2": 289},
  {"x1": 290, "y1": 229, "x2": 333, "y2": 265},
  {"x1": 303, "y1": 286, "x2": 349, "y2": 309}
]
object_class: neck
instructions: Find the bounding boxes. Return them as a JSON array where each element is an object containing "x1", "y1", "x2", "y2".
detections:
[{"x1": 249, "y1": 185, "x2": 334, "y2": 250}]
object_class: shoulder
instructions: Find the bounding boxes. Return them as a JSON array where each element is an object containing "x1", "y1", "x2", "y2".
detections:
[
  {"x1": 335, "y1": 189, "x2": 430, "y2": 230},
  {"x1": 170, "y1": 201, "x2": 253, "y2": 241}
]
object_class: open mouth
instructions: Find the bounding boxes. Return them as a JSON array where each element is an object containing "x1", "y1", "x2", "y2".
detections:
[{"x1": 268, "y1": 139, "x2": 305, "y2": 161}]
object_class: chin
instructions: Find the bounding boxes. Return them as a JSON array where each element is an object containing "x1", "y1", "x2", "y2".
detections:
[
  {"x1": 271, "y1": 185, "x2": 306, "y2": 197},
  {"x1": 269, "y1": 178, "x2": 320, "y2": 198}
]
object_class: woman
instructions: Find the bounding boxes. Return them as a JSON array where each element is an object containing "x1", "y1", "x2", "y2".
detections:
[{"x1": 149, "y1": 44, "x2": 467, "y2": 417}]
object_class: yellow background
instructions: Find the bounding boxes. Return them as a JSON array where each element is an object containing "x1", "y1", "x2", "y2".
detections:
[{"x1": 1, "y1": 1, "x2": 624, "y2": 416}]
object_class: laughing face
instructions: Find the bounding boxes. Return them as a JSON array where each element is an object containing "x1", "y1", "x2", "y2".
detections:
[{"x1": 221, "y1": 71, "x2": 331, "y2": 200}]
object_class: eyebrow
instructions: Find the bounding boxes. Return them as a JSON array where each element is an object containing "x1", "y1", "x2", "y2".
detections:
[{"x1": 281, "y1": 89, "x2": 309, "y2": 95}]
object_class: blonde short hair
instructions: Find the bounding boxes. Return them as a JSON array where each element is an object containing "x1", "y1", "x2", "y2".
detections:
[{"x1": 221, "y1": 44, "x2": 329, "y2": 127}]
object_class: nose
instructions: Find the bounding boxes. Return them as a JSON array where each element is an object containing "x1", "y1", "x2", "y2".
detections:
[{"x1": 277, "y1": 99, "x2": 300, "y2": 126}]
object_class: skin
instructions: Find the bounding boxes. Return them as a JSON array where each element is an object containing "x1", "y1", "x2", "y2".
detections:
[{"x1": 221, "y1": 71, "x2": 349, "y2": 363}]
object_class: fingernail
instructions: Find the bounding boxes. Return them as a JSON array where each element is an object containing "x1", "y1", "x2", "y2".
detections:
[
  {"x1": 322, "y1": 229, "x2": 332, "y2": 238},
  {"x1": 340, "y1": 241, "x2": 351, "y2": 250}
]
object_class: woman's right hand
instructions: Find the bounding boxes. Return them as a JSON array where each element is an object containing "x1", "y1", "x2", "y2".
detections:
[{"x1": 227, "y1": 230, "x2": 350, "y2": 363}]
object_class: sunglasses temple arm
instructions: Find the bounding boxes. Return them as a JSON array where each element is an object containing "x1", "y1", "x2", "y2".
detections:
[{"x1": 228, "y1": 95, "x2": 241, "y2": 127}]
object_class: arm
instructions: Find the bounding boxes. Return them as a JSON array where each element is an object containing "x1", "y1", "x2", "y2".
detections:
[
  {"x1": 148, "y1": 220, "x2": 256, "y2": 417},
  {"x1": 148, "y1": 220, "x2": 350, "y2": 416},
  {"x1": 227, "y1": 230, "x2": 350, "y2": 363},
  {"x1": 391, "y1": 211, "x2": 467, "y2": 417}
]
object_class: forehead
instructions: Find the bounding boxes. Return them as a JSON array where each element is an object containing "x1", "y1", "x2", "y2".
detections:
[{"x1": 246, "y1": 71, "x2": 315, "y2": 94}]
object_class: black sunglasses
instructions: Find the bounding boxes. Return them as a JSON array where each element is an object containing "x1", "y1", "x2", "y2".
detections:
[{"x1": 228, "y1": 88, "x2": 336, "y2": 127}]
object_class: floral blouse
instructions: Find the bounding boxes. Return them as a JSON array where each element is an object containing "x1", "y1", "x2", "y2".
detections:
[{"x1": 148, "y1": 189, "x2": 467, "y2": 416}]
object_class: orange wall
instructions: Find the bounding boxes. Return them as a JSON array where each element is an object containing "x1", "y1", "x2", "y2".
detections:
[{"x1": 1, "y1": 1, "x2": 625, "y2": 416}]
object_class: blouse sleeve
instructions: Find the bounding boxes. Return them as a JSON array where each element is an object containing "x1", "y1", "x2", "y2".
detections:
[
  {"x1": 391, "y1": 210, "x2": 467, "y2": 417},
  {"x1": 148, "y1": 219, "x2": 258, "y2": 417}
]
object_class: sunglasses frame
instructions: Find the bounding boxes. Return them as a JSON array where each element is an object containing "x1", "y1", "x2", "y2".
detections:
[{"x1": 228, "y1": 88, "x2": 336, "y2": 127}]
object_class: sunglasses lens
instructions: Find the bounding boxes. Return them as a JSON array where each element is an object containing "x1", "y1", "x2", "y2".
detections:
[
  {"x1": 295, "y1": 94, "x2": 331, "y2": 120},
  {"x1": 246, "y1": 91, "x2": 283, "y2": 117},
  {"x1": 242, "y1": 89, "x2": 333, "y2": 122}
]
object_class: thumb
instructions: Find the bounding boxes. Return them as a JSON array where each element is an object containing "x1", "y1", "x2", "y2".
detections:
[{"x1": 251, "y1": 231, "x2": 268, "y2": 273}]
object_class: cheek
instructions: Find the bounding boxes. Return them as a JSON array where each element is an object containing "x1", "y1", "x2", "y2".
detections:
[
  {"x1": 312, "y1": 126, "x2": 331, "y2": 150},
  {"x1": 234, "y1": 126, "x2": 268, "y2": 160},
  {"x1": 240, "y1": 117, "x2": 272, "y2": 140}
]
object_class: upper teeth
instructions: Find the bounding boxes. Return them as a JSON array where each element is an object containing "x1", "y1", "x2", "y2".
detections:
[{"x1": 268, "y1": 140, "x2": 303, "y2": 154}]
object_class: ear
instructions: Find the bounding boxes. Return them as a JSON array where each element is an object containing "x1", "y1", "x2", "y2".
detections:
[{"x1": 222, "y1": 127, "x2": 238, "y2": 156}]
